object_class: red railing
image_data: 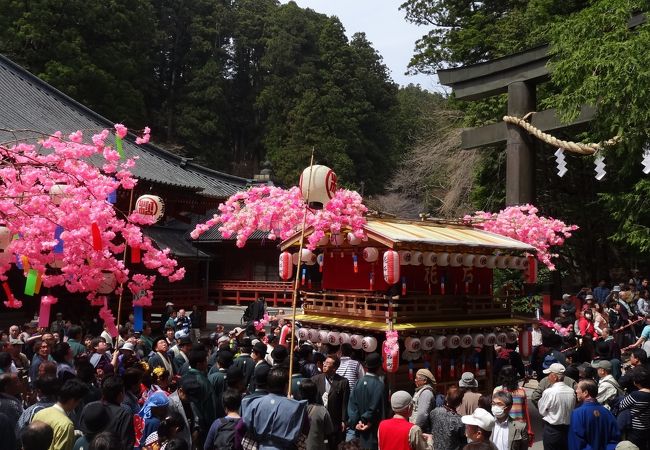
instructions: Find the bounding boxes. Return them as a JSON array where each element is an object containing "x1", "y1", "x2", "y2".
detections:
[{"x1": 210, "y1": 280, "x2": 304, "y2": 307}]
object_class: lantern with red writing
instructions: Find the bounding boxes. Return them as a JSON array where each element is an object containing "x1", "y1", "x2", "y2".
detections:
[
  {"x1": 299, "y1": 165, "x2": 337, "y2": 209},
  {"x1": 383, "y1": 250, "x2": 400, "y2": 285},
  {"x1": 134, "y1": 195, "x2": 165, "y2": 223},
  {"x1": 279, "y1": 252, "x2": 293, "y2": 280}
]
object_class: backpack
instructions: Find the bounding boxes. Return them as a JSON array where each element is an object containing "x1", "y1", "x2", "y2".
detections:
[
  {"x1": 212, "y1": 417, "x2": 239, "y2": 450},
  {"x1": 602, "y1": 379, "x2": 625, "y2": 415}
]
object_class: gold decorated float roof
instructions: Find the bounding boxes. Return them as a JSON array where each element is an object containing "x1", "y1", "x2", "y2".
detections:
[{"x1": 281, "y1": 218, "x2": 536, "y2": 253}]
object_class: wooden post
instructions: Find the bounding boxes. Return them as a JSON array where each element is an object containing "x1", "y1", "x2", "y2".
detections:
[{"x1": 506, "y1": 81, "x2": 536, "y2": 206}]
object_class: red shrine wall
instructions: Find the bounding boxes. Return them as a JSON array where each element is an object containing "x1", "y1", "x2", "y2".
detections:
[{"x1": 321, "y1": 249, "x2": 493, "y2": 295}]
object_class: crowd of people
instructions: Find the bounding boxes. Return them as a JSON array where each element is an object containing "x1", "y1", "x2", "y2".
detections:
[{"x1": 0, "y1": 286, "x2": 647, "y2": 450}]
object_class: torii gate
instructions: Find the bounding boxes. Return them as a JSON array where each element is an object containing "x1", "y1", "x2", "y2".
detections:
[{"x1": 436, "y1": 14, "x2": 645, "y2": 206}]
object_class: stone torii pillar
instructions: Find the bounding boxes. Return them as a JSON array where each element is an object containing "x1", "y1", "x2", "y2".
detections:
[{"x1": 506, "y1": 81, "x2": 536, "y2": 205}]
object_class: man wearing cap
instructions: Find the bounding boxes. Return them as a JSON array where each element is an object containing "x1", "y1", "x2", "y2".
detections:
[
  {"x1": 411, "y1": 369, "x2": 436, "y2": 433},
  {"x1": 76, "y1": 401, "x2": 110, "y2": 449},
  {"x1": 594, "y1": 360, "x2": 622, "y2": 408},
  {"x1": 532, "y1": 356, "x2": 577, "y2": 408},
  {"x1": 461, "y1": 407, "x2": 497, "y2": 448},
  {"x1": 538, "y1": 363, "x2": 576, "y2": 450},
  {"x1": 8, "y1": 337, "x2": 29, "y2": 374},
  {"x1": 458, "y1": 372, "x2": 482, "y2": 416},
  {"x1": 378, "y1": 390, "x2": 427, "y2": 450},
  {"x1": 249, "y1": 341, "x2": 270, "y2": 393},
  {"x1": 559, "y1": 294, "x2": 577, "y2": 326},
  {"x1": 313, "y1": 355, "x2": 350, "y2": 450},
  {"x1": 347, "y1": 352, "x2": 386, "y2": 450},
  {"x1": 568, "y1": 379, "x2": 620, "y2": 450}
]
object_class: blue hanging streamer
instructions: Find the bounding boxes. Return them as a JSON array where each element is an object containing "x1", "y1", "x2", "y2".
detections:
[
  {"x1": 107, "y1": 190, "x2": 117, "y2": 204},
  {"x1": 53, "y1": 225, "x2": 64, "y2": 254},
  {"x1": 133, "y1": 306, "x2": 144, "y2": 332}
]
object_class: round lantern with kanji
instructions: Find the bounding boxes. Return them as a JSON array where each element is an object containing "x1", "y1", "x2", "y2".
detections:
[
  {"x1": 299, "y1": 165, "x2": 337, "y2": 208},
  {"x1": 134, "y1": 195, "x2": 165, "y2": 223}
]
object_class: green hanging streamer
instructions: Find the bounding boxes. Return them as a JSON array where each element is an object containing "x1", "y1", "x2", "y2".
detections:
[
  {"x1": 115, "y1": 135, "x2": 124, "y2": 159},
  {"x1": 25, "y1": 268, "x2": 38, "y2": 296}
]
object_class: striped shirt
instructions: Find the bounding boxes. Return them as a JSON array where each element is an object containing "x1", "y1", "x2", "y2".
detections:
[
  {"x1": 619, "y1": 390, "x2": 650, "y2": 430},
  {"x1": 336, "y1": 357, "x2": 364, "y2": 391},
  {"x1": 493, "y1": 386, "x2": 527, "y2": 421}
]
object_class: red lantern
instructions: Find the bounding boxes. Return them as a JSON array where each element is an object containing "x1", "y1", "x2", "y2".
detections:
[
  {"x1": 382, "y1": 341, "x2": 400, "y2": 373},
  {"x1": 383, "y1": 250, "x2": 400, "y2": 285},
  {"x1": 279, "y1": 252, "x2": 293, "y2": 280}
]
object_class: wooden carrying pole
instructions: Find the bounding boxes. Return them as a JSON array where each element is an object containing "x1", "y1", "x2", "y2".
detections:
[{"x1": 287, "y1": 149, "x2": 315, "y2": 398}]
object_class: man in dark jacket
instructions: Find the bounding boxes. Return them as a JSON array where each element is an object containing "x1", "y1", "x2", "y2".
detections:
[
  {"x1": 313, "y1": 355, "x2": 350, "y2": 450},
  {"x1": 347, "y1": 353, "x2": 386, "y2": 449},
  {"x1": 232, "y1": 338, "x2": 255, "y2": 390}
]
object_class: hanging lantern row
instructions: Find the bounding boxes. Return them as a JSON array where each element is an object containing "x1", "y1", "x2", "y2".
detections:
[{"x1": 296, "y1": 328, "x2": 378, "y2": 352}]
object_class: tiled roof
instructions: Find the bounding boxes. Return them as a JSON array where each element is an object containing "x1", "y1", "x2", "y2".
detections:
[
  {"x1": 144, "y1": 226, "x2": 212, "y2": 260},
  {"x1": 186, "y1": 211, "x2": 270, "y2": 243},
  {"x1": 0, "y1": 54, "x2": 250, "y2": 198}
]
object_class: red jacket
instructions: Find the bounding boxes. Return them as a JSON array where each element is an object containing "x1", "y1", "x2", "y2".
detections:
[{"x1": 378, "y1": 416, "x2": 414, "y2": 450}]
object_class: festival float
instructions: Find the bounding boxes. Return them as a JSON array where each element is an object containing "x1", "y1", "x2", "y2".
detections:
[{"x1": 193, "y1": 162, "x2": 577, "y2": 392}]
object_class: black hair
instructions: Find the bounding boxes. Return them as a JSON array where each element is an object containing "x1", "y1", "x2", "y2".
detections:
[
  {"x1": 35, "y1": 375, "x2": 61, "y2": 397},
  {"x1": 51, "y1": 342, "x2": 71, "y2": 364},
  {"x1": 341, "y1": 343, "x2": 354, "y2": 357},
  {"x1": 0, "y1": 352, "x2": 12, "y2": 371},
  {"x1": 578, "y1": 379, "x2": 598, "y2": 398},
  {"x1": 20, "y1": 420, "x2": 54, "y2": 450},
  {"x1": 122, "y1": 368, "x2": 144, "y2": 390},
  {"x1": 299, "y1": 378, "x2": 318, "y2": 404},
  {"x1": 101, "y1": 376, "x2": 124, "y2": 403},
  {"x1": 58, "y1": 379, "x2": 89, "y2": 403},
  {"x1": 157, "y1": 412, "x2": 186, "y2": 440},
  {"x1": 75, "y1": 360, "x2": 97, "y2": 383},
  {"x1": 633, "y1": 367, "x2": 650, "y2": 389},
  {"x1": 188, "y1": 350, "x2": 207, "y2": 369},
  {"x1": 68, "y1": 325, "x2": 82, "y2": 340},
  {"x1": 267, "y1": 366, "x2": 289, "y2": 395},
  {"x1": 222, "y1": 388, "x2": 242, "y2": 412},
  {"x1": 164, "y1": 438, "x2": 189, "y2": 450},
  {"x1": 631, "y1": 348, "x2": 648, "y2": 364},
  {"x1": 217, "y1": 350, "x2": 234, "y2": 368},
  {"x1": 89, "y1": 431, "x2": 121, "y2": 450},
  {"x1": 496, "y1": 366, "x2": 518, "y2": 391},
  {"x1": 90, "y1": 337, "x2": 106, "y2": 350}
]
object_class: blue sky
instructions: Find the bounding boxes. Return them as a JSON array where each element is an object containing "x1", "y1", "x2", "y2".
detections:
[{"x1": 278, "y1": 0, "x2": 442, "y2": 92}]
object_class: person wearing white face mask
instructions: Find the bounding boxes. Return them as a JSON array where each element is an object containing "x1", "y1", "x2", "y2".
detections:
[{"x1": 490, "y1": 391, "x2": 529, "y2": 450}]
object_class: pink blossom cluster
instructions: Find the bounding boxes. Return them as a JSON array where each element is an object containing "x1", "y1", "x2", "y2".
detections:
[
  {"x1": 191, "y1": 185, "x2": 367, "y2": 249},
  {"x1": 465, "y1": 204, "x2": 578, "y2": 270},
  {"x1": 384, "y1": 330, "x2": 399, "y2": 352},
  {"x1": 0, "y1": 126, "x2": 185, "y2": 308}
]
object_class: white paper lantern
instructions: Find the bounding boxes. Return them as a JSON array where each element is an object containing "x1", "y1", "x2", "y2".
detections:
[
  {"x1": 347, "y1": 232, "x2": 361, "y2": 246},
  {"x1": 307, "y1": 329, "x2": 319, "y2": 342},
  {"x1": 398, "y1": 251, "x2": 412, "y2": 266},
  {"x1": 0, "y1": 226, "x2": 12, "y2": 252},
  {"x1": 460, "y1": 334, "x2": 474, "y2": 348},
  {"x1": 474, "y1": 255, "x2": 488, "y2": 268},
  {"x1": 300, "y1": 249, "x2": 315, "y2": 262},
  {"x1": 449, "y1": 253, "x2": 464, "y2": 267},
  {"x1": 350, "y1": 334, "x2": 364, "y2": 350},
  {"x1": 437, "y1": 253, "x2": 449, "y2": 267},
  {"x1": 339, "y1": 332, "x2": 351, "y2": 345},
  {"x1": 447, "y1": 334, "x2": 461, "y2": 349},
  {"x1": 506, "y1": 331, "x2": 519, "y2": 344},
  {"x1": 49, "y1": 184, "x2": 67, "y2": 205},
  {"x1": 410, "y1": 251, "x2": 423, "y2": 266},
  {"x1": 496, "y1": 255, "x2": 510, "y2": 269},
  {"x1": 134, "y1": 195, "x2": 165, "y2": 223},
  {"x1": 496, "y1": 333, "x2": 508, "y2": 346},
  {"x1": 330, "y1": 233, "x2": 344, "y2": 246},
  {"x1": 292, "y1": 252, "x2": 300, "y2": 266},
  {"x1": 298, "y1": 328, "x2": 309, "y2": 340},
  {"x1": 507, "y1": 257, "x2": 522, "y2": 269},
  {"x1": 434, "y1": 335, "x2": 448, "y2": 350},
  {"x1": 299, "y1": 165, "x2": 337, "y2": 207},
  {"x1": 462, "y1": 254, "x2": 475, "y2": 267},
  {"x1": 422, "y1": 252, "x2": 437, "y2": 266},
  {"x1": 404, "y1": 337, "x2": 422, "y2": 352},
  {"x1": 327, "y1": 332, "x2": 341, "y2": 345},
  {"x1": 485, "y1": 333, "x2": 497, "y2": 346},
  {"x1": 361, "y1": 336, "x2": 377, "y2": 353},
  {"x1": 98, "y1": 272, "x2": 117, "y2": 294},
  {"x1": 279, "y1": 252, "x2": 293, "y2": 280},
  {"x1": 362, "y1": 247, "x2": 379, "y2": 263},
  {"x1": 472, "y1": 333, "x2": 485, "y2": 347},
  {"x1": 318, "y1": 330, "x2": 329, "y2": 343},
  {"x1": 421, "y1": 336, "x2": 435, "y2": 351},
  {"x1": 485, "y1": 255, "x2": 497, "y2": 269}
]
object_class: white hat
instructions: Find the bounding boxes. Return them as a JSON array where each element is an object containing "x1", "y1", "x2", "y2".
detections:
[
  {"x1": 461, "y1": 408, "x2": 495, "y2": 432},
  {"x1": 120, "y1": 342, "x2": 135, "y2": 352},
  {"x1": 543, "y1": 363, "x2": 566, "y2": 374},
  {"x1": 585, "y1": 295, "x2": 594, "y2": 300},
  {"x1": 217, "y1": 335, "x2": 230, "y2": 345},
  {"x1": 165, "y1": 302, "x2": 174, "y2": 306},
  {"x1": 562, "y1": 294, "x2": 571, "y2": 300}
]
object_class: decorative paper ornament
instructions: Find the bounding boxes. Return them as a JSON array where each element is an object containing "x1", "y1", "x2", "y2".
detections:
[
  {"x1": 404, "y1": 337, "x2": 422, "y2": 352},
  {"x1": 339, "y1": 332, "x2": 351, "y2": 345},
  {"x1": 134, "y1": 195, "x2": 165, "y2": 223},
  {"x1": 0, "y1": 226, "x2": 12, "y2": 252},
  {"x1": 472, "y1": 333, "x2": 485, "y2": 347},
  {"x1": 307, "y1": 329, "x2": 319, "y2": 342},
  {"x1": 362, "y1": 247, "x2": 379, "y2": 263},
  {"x1": 437, "y1": 253, "x2": 449, "y2": 266},
  {"x1": 347, "y1": 232, "x2": 361, "y2": 245},
  {"x1": 49, "y1": 184, "x2": 67, "y2": 205},
  {"x1": 496, "y1": 333, "x2": 508, "y2": 346},
  {"x1": 507, "y1": 256, "x2": 522, "y2": 269},
  {"x1": 643, "y1": 144, "x2": 650, "y2": 174},
  {"x1": 298, "y1": 328, "x2": 309, "y2": 340},
  {"x1": 422, "y1": 252, "x2": 437, "y2": 266},
  {"x1": 594, "y1": 154, "x2": 606, "y2": 181},
  {"x1": 555, "y1": 148, "x2": 568, "y2": 177},
  {"x1": 421, "y1": 336, "x2": 435, "y2": 351},
  {"x1": 447, "y1": 334, "x2": 461, "y2": 349},
  {"x1": 361, "y1": 336, "x2": 377, "y2": 352},
  {"x1": 327, "y1": 332, "x2": 341, "y2": 345},
  {"x1": 97, "y1": 272, "x2": 117, "y2": 294},
  {"x1": 525, "y1": 255, "x2": 537, "y2": 283},
  {"x1": 506, "y1": 331, "x2": 519, "y2": 344},
  {"x1": 434, "y1": 335, "x2": 448, "y2": 350},
  {"x1": 449, "y1": 253, "x2": 463, "y2": 267},
  {"x1": 460, "y1": 334, "x2": 474, "y2": 348},
  {"x1": 299, "y1": 165, "x2": 337, "y2": 208},
  {"x1": 382, "y1": 340, "x2": 400, "y2": 373},
  {"x1": 485, "y1": 333, "x2": 497, "y2": 346},
  {"x1": 279, "y1": 252, "x2": 293, "y2": 280},
  {"x1": 350, "y1": 334, "x2": 363, "y2": 350},
  {"x1": 462, "y1": 254, "x2": 475, "y2": 267},
  {"x1": 330, "y1": 233, "x2": 344, "y2": 246},
  {"x1": 410, "y1": 251, "x2": 423, "y2": 266},
  {"x1": 473, "y1": 255, "x2": 488, "y2": 268},
  {"x1": 496, "y1": 255, "x2": 510, "y2": 269},
  {"x1": 485, "y1": 255, "x2": 497, "y2": 269},
  {"x1": 398, "y1": 251, "x2": 412, "y2": 265},
  {"x1": 383, "y1": 250, "x2": 400, "y2": 285},
  {"x1": 318, "y1": 330, "x2": 329, "y2": 343},
  {"x1": 316, "y1": 253, "x2": 324, "y2": 271}
]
